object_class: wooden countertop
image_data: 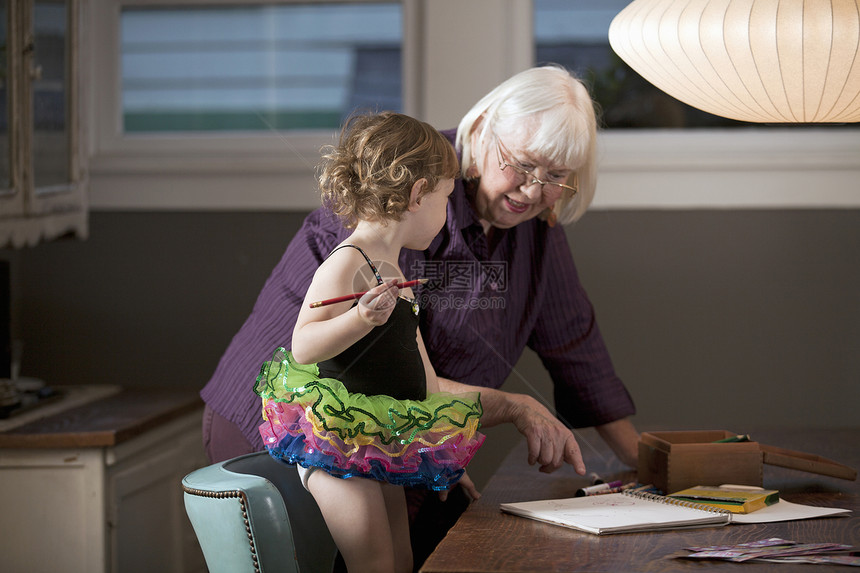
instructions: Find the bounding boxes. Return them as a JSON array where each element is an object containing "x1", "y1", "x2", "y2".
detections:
[{"x1": 0, "y1": 387, "x2": 203, "y2": 448}]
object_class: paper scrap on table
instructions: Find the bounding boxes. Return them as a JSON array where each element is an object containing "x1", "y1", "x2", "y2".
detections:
[{"x1": 680, "y1": 537, "x2": 858, "y2": 565}]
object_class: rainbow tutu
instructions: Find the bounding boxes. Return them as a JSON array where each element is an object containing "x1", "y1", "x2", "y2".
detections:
[{"x1": 254, "y1": 348, "x2": 485, "y2": 490}]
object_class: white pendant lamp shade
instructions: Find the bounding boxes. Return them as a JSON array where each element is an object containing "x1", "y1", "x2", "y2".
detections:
[{"x1": 608, "y1": 0, "x2": 860, "y2": 123}]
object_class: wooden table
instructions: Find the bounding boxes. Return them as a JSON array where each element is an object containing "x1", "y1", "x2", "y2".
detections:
[{"x1": 420, "y1": 428, "x2": 859, "y2": 573}]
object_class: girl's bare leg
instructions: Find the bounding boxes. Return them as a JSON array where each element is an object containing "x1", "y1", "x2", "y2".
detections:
[
  {"x1": 308, "y1": 471, "x2": 406, "y2": 573},
  {"x1": 381, "y1": 483, "x2": 413, "y2": 573}
]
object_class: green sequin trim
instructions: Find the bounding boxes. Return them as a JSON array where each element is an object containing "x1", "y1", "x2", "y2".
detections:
[{"x1": 254, "y1": 348, "x2": 482, "y2": 446}]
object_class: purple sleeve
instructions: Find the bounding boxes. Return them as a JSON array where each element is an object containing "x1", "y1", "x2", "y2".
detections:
[
  {"x1": 200, "y1": 208, "x2": 348, "y2": 448},
  {"x1": 528, "y1": 227, "x2": 635, "y2": 428}
]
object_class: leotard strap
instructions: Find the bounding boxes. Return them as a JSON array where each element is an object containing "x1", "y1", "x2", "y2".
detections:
[{"x1": 327, "y1": 244, "x2": 383, "y2": 285}]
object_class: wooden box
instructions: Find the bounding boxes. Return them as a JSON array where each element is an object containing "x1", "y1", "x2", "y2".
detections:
[
  {"x1": 638, "y1": 430, "x2": 762, "y2": 494},
  {"x1": 638, "y1": 430, "x2": 857, "y2": 495}
]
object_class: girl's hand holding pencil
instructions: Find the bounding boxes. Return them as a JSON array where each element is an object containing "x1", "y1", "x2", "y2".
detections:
[
  {"x1": 309, "y1": 278, "x2": 428, "y2": 327},
  {"x1": 354, "y1": 279, "x2": 401, "y2": 327},
  {"x1": 309, "y1": 278, "x2": 427, "y2": 308}
]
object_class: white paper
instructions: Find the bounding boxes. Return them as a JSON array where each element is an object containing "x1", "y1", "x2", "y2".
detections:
[{"x1": 731, "y1": 499, "x2": 852, "y2": 524}]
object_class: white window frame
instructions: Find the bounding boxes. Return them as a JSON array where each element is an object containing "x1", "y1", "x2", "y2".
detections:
[
  {"x1": 86, "y1": 0, "x2": 860, "y2": 211},
  {"x1": 88, "y1": 0, "x2": 413, "y2": 210}
]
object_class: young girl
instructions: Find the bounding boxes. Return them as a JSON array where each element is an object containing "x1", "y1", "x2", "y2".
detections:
[{"x1": 254, "y1": 112, "x2": 485, "y2": 573}]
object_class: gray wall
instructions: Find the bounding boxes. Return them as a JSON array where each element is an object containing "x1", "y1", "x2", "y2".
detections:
[{"x1": 5, "y1": 209, "x2": 858, "y2": 486}]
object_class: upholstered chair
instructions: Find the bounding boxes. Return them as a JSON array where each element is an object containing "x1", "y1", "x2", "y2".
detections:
[{"x1": 183, "y1": 452, "x2": 339, "y2": 573}]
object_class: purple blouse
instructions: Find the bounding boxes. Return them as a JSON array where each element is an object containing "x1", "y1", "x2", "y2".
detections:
[{"x1": 201, "y1": 130, "x2": 635, "y2": 448}]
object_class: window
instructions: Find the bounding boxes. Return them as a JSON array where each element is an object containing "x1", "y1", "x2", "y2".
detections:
[
  {"x1": 531, "y1": 0, "x2": 860, "y2": 210},
  {"x1": 0, "y1": 0, "x2": 86, "y2": 248},
  {"x1": 120, "y1": 3, "x2": 402, "y2": 133},
  {"x1": 88, "y1": 0, "x2": 406, "y2": 211},
  {"x1": 534, "y1": 0, "x2": 746, "y2": 128},
  {"x1": 533, "y1": 0, "x2": 857, "y2": 130}
]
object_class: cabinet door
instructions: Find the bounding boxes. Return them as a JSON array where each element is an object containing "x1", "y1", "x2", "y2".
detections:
[
  {"x1": 107, "y1": 412, "x2": 207, "y2": 573},
  {"x1": 0, "y1": 448, "x2": 107, "y2": 573}
]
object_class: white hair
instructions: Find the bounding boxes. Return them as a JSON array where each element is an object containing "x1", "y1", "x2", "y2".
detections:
[{"x1": 456, "y1": 65, "x2": 599, "y2": 224}]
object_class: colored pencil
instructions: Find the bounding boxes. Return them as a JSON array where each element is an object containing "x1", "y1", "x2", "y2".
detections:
[{"x1": 309, "y1": 279, "x2": 427, "y2": 308}]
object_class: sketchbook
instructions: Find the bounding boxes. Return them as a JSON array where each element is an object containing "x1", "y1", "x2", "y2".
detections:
[
  {"x1": 500, "y1": 490, "x2": 852, "y2": 535},
  {"x1": 500, "y1": 490, "x2": 731, "y2": 535}
]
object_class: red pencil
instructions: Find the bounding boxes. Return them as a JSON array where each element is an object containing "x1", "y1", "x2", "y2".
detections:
[{"x1": 309, "y1": 279, "x2": 427, "y2": 308}]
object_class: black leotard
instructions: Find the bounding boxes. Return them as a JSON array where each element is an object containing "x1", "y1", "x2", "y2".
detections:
[{"x1": 317, "y1": 245, "x2": 426, "y2": 400}]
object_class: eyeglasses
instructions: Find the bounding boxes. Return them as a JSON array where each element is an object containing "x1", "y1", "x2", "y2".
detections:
[{"x1": 496, "y1": 137, "x2": 578, "y2": 198}]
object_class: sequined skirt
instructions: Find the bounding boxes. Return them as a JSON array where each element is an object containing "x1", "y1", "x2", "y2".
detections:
[{"x1": 254, "y1": 348, "x2": 485, "y2": 490}]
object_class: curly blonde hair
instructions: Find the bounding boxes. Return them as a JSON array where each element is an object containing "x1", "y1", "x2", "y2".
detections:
[{"x1": 318, "y1": 112, "x2": 459, "y2": 229}]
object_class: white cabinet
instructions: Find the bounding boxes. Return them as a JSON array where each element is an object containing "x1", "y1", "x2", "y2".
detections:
[{"x1": 0, "y1": 390, "x2": 207, "y2": 573}]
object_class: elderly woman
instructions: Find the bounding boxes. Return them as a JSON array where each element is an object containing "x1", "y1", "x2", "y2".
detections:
[{"x1": 201, "y1": 65, "x2": 638, "y2": 567}]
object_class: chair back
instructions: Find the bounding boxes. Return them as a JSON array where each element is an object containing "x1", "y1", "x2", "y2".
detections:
[{"x1": 183, "y1": 452, "x2": 338, "y2": 573}]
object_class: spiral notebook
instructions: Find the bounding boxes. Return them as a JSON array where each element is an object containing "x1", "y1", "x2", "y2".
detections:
[{"x1": 500, "y1": 490, "x2": 731, "y2": 535}]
